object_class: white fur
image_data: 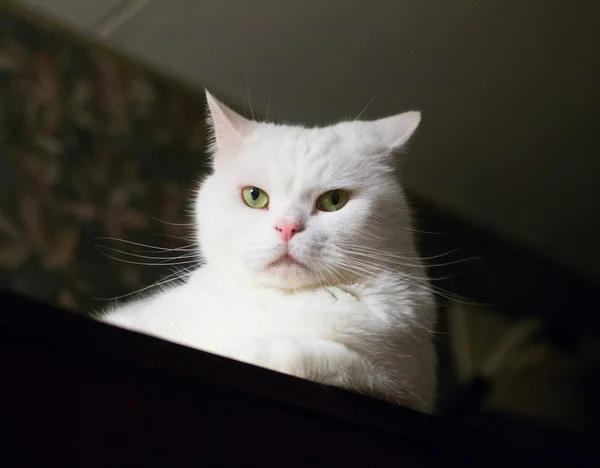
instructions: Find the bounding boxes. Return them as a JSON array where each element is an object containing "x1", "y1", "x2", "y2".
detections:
[{"x1": 100, "y1": 91, "x2": 437, "y2": 413}]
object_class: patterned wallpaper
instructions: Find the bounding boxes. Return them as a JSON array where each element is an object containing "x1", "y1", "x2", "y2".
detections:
[{"x1": 0, "y1": 7, "x2": 209, "y2": 313}]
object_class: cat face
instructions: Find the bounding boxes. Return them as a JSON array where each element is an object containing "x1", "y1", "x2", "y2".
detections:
[{"x1": 195, "y1": 91, "x2": 421, "y2": 289}]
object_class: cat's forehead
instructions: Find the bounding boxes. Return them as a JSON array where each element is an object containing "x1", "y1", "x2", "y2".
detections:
[
  {"x1": 236, "y1": 122, "x2": 387, "y2": 190},
  {"x1": 263, "y1": 121, "x2": 385, "y2": 156}
]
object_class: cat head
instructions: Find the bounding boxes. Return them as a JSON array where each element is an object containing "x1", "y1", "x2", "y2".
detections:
[{"x1": 195, "y1": 91, "x2": 421, "y2": 289}]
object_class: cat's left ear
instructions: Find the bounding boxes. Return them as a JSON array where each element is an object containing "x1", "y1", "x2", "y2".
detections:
[
  {"x1": 205, "y1": 90, "x2": 254, "y2": 153},
  {"x1": 372, "y1": 111, "x2": 421, "y2": 151}
]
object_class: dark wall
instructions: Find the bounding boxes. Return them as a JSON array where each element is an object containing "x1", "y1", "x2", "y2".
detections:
[{"x1": 0, "y1": 9, "x2": 208, "y2": 312}]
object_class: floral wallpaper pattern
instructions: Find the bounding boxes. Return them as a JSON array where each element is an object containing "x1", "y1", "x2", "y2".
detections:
[{"x1": 0, "y1": 8, "x2": 208, "y2": 313}]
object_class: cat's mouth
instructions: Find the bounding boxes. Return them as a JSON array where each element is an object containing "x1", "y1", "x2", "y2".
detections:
[{"x1": 268, "y1": 253, "x2": 306, "y2": 269}]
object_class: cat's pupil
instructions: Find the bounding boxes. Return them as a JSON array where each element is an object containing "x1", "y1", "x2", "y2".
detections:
[
  {"x1": 250, "y1": 187, "x2": 260, "y2": 201},
  {"x1": 331, "y1": 191, "x2": 340, "y2": 205}
]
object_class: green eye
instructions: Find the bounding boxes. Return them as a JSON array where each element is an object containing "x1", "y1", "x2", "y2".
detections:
[
  {"x1": 316, "y1": 190, "x2": 349, "y2": 212},
  {"x1": 242, "y1": 186, "x2": 269, "y2": 209}
]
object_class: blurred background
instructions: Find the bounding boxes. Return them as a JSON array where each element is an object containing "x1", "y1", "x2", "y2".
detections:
[{"x1": 0, "y1": 0, "x2": 599, "y2": 432}]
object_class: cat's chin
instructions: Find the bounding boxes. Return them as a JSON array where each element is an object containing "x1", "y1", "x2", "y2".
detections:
[
  {"x1": 247, "y1": 260, "x2": 322, "y2": 291},
  {"x1": 263, "y1": 265, "x2": 314, "y2": 289},
  {"x1": 267, "y1": 253, "x2": 311, "y2": 273}
]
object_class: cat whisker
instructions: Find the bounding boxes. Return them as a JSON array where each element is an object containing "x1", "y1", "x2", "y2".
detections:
[
  {"x1": 338, "y1": 241, "x2": 465, "y2": 259},
  {"x1": 154, "y1": 233, "x2": 195, "y2": 243},
  {"x1": 94, "y1": 236, "x2": 194, "y2": 252},
  {"x1": 333, "y1": 255, "x2": 462, "y2": 283},
  {"x1": 331, "y1": 259, "x2": 382, "y2": 279},
  {"x1": 318, "y1": 262, "x2": 346, "y2": 287},
  {"x1": 337, "y1": 248, "x2": 430, "y2": 269},
  {"x1": 401, "y1": 226, "x2": 452, "y2": 235},
  {"x1": 245, "y1": 68, "x2": 255, "y2": 120},
  {"x1": 150, "y1": 216, "x2": 195, "y2": 227},
  {"x1": 338, "y1": 242, "x2": 462, "y2": 261},
  {"x1": 354, "y1": 89, "x2": 384, "y2": 121},
  {"x1": 330, "y1": 256, "x2": 486, "y2": 306},
  {"x1": 397, "y1": 272, "x2": 489, "y2": 307},
  {"x1": 96, "y1": 267, "x2": 194, "y2": 302},
  {"x1": 340, "y1": 247, "x2": 480, "y2": 269},
  {"x1": 96, "y1": 245, "x2": 200, "y2": 262},
  {"x1": 131, "y1": 247, "x2": 196, "y2": 255},
  {"x1": 96, "y1": 248, "x2": 200, "y2": 267}
]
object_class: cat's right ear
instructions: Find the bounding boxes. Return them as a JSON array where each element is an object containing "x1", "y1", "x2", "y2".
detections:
[
  {"x1": 205, "y1": 90, "x2": 253, "y2": 154},
  {"x1": 372, "y1": 111, "x2": 422, "y2": 151}
]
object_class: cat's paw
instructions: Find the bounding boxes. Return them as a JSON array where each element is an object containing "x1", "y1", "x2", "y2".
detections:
[{"x1": 222, "y1": 337, "x2": 307, "y2": 378}]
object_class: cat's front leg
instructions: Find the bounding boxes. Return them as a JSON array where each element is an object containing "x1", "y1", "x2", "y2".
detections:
[
  {"x1": 221, "y1": 336, "x2": 307, "y2": 376},
  {"x1": 218, "y1": 337, "x2": 434, "y2": 412},
  {"x1": 221, "y1": 336, "x2": 378, "y2": 392}
]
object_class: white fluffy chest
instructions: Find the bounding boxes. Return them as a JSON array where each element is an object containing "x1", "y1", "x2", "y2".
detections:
[{"x1": 103, "y1": 266, "x2": 419, "y2": 355}]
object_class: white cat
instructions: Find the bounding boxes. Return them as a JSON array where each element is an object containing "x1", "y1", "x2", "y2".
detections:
[{"x1": 100, "y1": 91, "x2": 437, "y2": 413}]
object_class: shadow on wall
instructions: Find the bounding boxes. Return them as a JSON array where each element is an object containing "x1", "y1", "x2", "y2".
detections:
[{"x1": 0, "y1": 7, "x2": 211, "y2": 312}]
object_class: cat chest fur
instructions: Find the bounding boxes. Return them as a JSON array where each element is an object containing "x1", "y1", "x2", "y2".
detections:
[{"x1": 122, "y1": 269, "x2": 429, "y2": 354}]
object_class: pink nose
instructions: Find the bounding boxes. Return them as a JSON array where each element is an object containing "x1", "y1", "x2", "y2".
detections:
[{"x1": 275, "y1": 221, "x2": 304, "y2": 241}]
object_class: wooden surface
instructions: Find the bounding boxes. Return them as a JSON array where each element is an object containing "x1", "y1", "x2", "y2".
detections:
[{"x1": 1, "y1": 290, "x2": 597, "y2": 467}]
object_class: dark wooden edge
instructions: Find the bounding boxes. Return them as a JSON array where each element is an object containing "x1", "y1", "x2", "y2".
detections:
[{"x1": 1, "y1": 289, "x2": 598, "y2": 464}]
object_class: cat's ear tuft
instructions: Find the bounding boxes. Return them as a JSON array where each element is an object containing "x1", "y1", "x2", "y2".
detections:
[
  {"x1": 205, "y1": 90, "x2": 253, "y2": 153},
  {"x1": 373, "y1": 111, "x2": 421, "y2": 150}
]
